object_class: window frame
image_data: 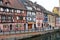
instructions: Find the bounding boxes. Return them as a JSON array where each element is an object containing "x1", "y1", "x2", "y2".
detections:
[
  {"x1": 26, "y1": 6, "x2": 32, "y2": 10},
  {"x1": 17, "y1": 16, "x2": 23, "y2": 20},
  {"x1": 0, "y1": 8, "x2": 4, "y2": 12}
]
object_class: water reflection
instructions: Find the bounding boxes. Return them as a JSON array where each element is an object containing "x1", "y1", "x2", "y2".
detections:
[{"x1": 21, "y1": 32, "x2": 60, "y2": 40}]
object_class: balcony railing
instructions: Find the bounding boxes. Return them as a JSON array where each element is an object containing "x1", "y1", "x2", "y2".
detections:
[
  {"x1": 1, "y1": 19, "x2": 13, "y2": 23},
  {"x1": 0, "y1": 27, "x2": 58, "y2": 35},
  {"x1": 0, "y1": 12, "x2": 13, "y2": 15}
]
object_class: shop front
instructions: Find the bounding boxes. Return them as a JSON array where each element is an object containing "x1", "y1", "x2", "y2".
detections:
[
  {"x1": 25, "y1": 22, "x2": 36, "y2": 30},
  {"x1": 0, "y1": 23, "x2": 25, "y2": 32}
]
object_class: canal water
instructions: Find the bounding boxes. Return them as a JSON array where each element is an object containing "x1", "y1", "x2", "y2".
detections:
[{"x1": 20, "y1": 31, "x2": 60, "y2": 40}]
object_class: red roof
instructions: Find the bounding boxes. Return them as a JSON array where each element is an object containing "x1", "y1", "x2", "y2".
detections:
[
  {"x1": 8, "y1": 0, "x2": 25, "y2": 9},
  {"x1": 0, "y1": 0, "x2": 26, "y2": 10}
]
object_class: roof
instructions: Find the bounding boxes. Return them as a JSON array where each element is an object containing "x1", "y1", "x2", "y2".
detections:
[
  {"x1": 8, "y1": 0, "x2": 25, "y2": 10},
  {"x1": 45, "y1": 10, "x2": 59, "y2": 16},
  {"x1": 20, "y1": 0, "x2": 35, "y2": 11},
  {"x1": 0, "y1": 0, "x2": 26, "y2": 10},
  {"x1": 53, "y1": 7, "x2": 60, "y2": 11}
]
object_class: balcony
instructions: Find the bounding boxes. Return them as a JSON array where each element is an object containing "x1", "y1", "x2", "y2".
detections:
[
  {"x1": 15, "y1": 13, "x2": 26, "y2": 16},
  {"x1": 27, "y1": 15, "x2": 35, "y2": 17},
  {"x1": 1, "y1": 19, "x2": 13, "y2": 23},
  {"x1": 17, "y1": 20, "x2": 26, "y2": 23},
  {"x1": 0, "y1": 12, "x2": 13, "y2": 15}
]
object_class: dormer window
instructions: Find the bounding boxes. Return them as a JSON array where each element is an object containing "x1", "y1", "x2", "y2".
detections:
[
  {"x1": 0, "y1": 0, "x2": 3, "y2": 4},
  {"x1": 24, "y1": 2, "x2": 28, "y2": 5},
  {"x1": 26, "y1": 6, "x2": 32, "y2": 10},
  {"x1": 33, "y1": 6, "x2": 36, "y2": 10},
  {"x1": 0, "y1": 8, "x2": 4, "y2": 11},
  {"x1": 5, "y1": 1, "x2": 10, "y2": 5}
]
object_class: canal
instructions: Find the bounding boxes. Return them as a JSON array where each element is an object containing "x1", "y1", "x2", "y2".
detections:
[{"x1": 20, "y1": 31, "x2": 60, "y2": 40}]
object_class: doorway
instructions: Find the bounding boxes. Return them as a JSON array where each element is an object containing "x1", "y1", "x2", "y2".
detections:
[
  {"x1": 24, "y1": 24, "x2": 26, "y2": 30},
  {"x1": 10, "y1": 24, "x2": 12, "y2": 31},
  {"x1": 28, "y1": 24, "x2": 32, "y2": 30}
]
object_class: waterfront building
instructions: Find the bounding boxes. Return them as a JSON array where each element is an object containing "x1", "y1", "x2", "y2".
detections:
[
  {"x1": 21, "y1": 0, "x2": 36, "y2": 30},
  {"x1": 43, "y1": 11, "x2": 48, "y2": 27},
  {"x1": 48, "y1": 12, "x2": 56, "y2": 27},
  {"x1": 0, "y1": 0, "x2": 26, "y2": 31},
  {"x1": 0, "y1": 0, "x2": 59, "y2": 39},
  {"x1": 33, "y1": 3, "x2": 44, "y2": 29},
  {"x1": 53, "y1": 7, "x2": 60, "y2": 27}
]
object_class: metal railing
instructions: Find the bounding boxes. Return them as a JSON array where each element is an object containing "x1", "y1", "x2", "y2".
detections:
[
  {"x1": 0, "y1": 27, "x2": 59, "y2": 40},
  {"x1": 0, "y1": 27, "x2": 57, "y2": 35}
]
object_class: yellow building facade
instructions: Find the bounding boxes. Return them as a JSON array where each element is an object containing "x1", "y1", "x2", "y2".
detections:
[
  {"x1": 53, "y1": 7, "x2": 59, "y2": 16},
  {"x1": 53, "y1": 7, "x2": 60, "y2": 27}
]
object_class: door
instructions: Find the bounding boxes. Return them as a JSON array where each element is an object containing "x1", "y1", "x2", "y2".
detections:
[
  {"x1": 28, "y1": 24, "x2": 32, "y2": 29},
  {"x1": 24, "y1": 24, "x2": 26, "y2": 30},
  {"x1": 10, "y1": 24, "x2": 12, "y2": 31},
  {"x1": 34, "y1": 24, "x2": 36, "y2": 29}
]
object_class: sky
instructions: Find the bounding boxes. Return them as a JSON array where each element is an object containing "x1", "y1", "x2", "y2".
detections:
[{"x1": 30, "y1": 0, "x2": 59, "y2": 12}]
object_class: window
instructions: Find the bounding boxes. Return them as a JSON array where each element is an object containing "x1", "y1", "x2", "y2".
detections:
[
  {"x1": 40, "y1": 12, "x2": 42, "y2": 15},
  {"x1": 44, "y1": 14, "x2": 47, "y2": 16},
  {"x1": 6, "y1": 9, "x2": 9, "y2": 12},
  {"x1": 4, "y1": 8, "x2": 9, "y2": 12},
  {"x1": 23, "y1": 17, "x2": 25, "y2": 20},
  {"x1": 37, "y1": 8, "x2": 41, "y2": 11},
  {"x1": 15, "y1": 10, "x2": 17, "y2": 13},
  {"x1": 17, "y1": 16, "x2": 23, "y2": 20},
  {"x1": 3, "y1": 25, "x2": 7, "y2": 28},
  {"x1": 17, "y1": 10, "x2": 20, "y2": 13},
  {"x1": 56, "y1": 17, "x2": 60, "y2": 21},
  {"x1": 7, "y1": 16, "x2": 12, "y2": 20},
  {"x1": 37, "y1": 22, "x2": 40, "y2": 26},
  {"x1": 22, "y1": 11, "x2": 24, "y2": 13},
  {"x1": 20, "y1": 10, "x2": 24, "y2": 13},
  {"x1": 17, "y1": 16, "x2": 19, "y2": 20},
  {"x1": 5, "y1": 2, "x2": 10, "y2": 6},
  {"x1": 11, "y1": 9, "x2": 14, "y2": 12},
  {"x1": 0, "y1": 0, "x2": 3, "y2": 4},
  {"x1": 27, "y1": 11, "x2": 31, "y2": 15},
  {"x1": 33, "y1": 6, "x2": 36, "y2": 9},
  {"x1": 44, "y1": 18, "x2": 48, "y2": 22},
  {"x1": 24, "y1": 2, "x2": 28, "y2": 5},
  {"x1": 27, "y1": 17, "x2": 32, "y2": 21},
  {"x1": 53, "y1": 8, "x2": 58, "y2": 13},
  {"x1": 0, "y1": 8, "x2": 4, "y2": 11},
  {"x1": 13, "y1": 19, "x2": 14, "y2": 22},
  {"x1": 33, "y1": 18, "x2": 36, "y2": 21},
  {"x1": 26, "y1": 6, "x2": 32, "y2": 10},
  {"x1": 1, "y1": 16, "x2": 6, "y2": 20},
  {"x1": 1, "y1": 16, "x2": 6, "y2": 21},
  {"x1": 32, "y1": 12, "x2": 35, "y2": 15},
  {"x1": 10, "y1": 9, "x2": 14, "y2": 13}
]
